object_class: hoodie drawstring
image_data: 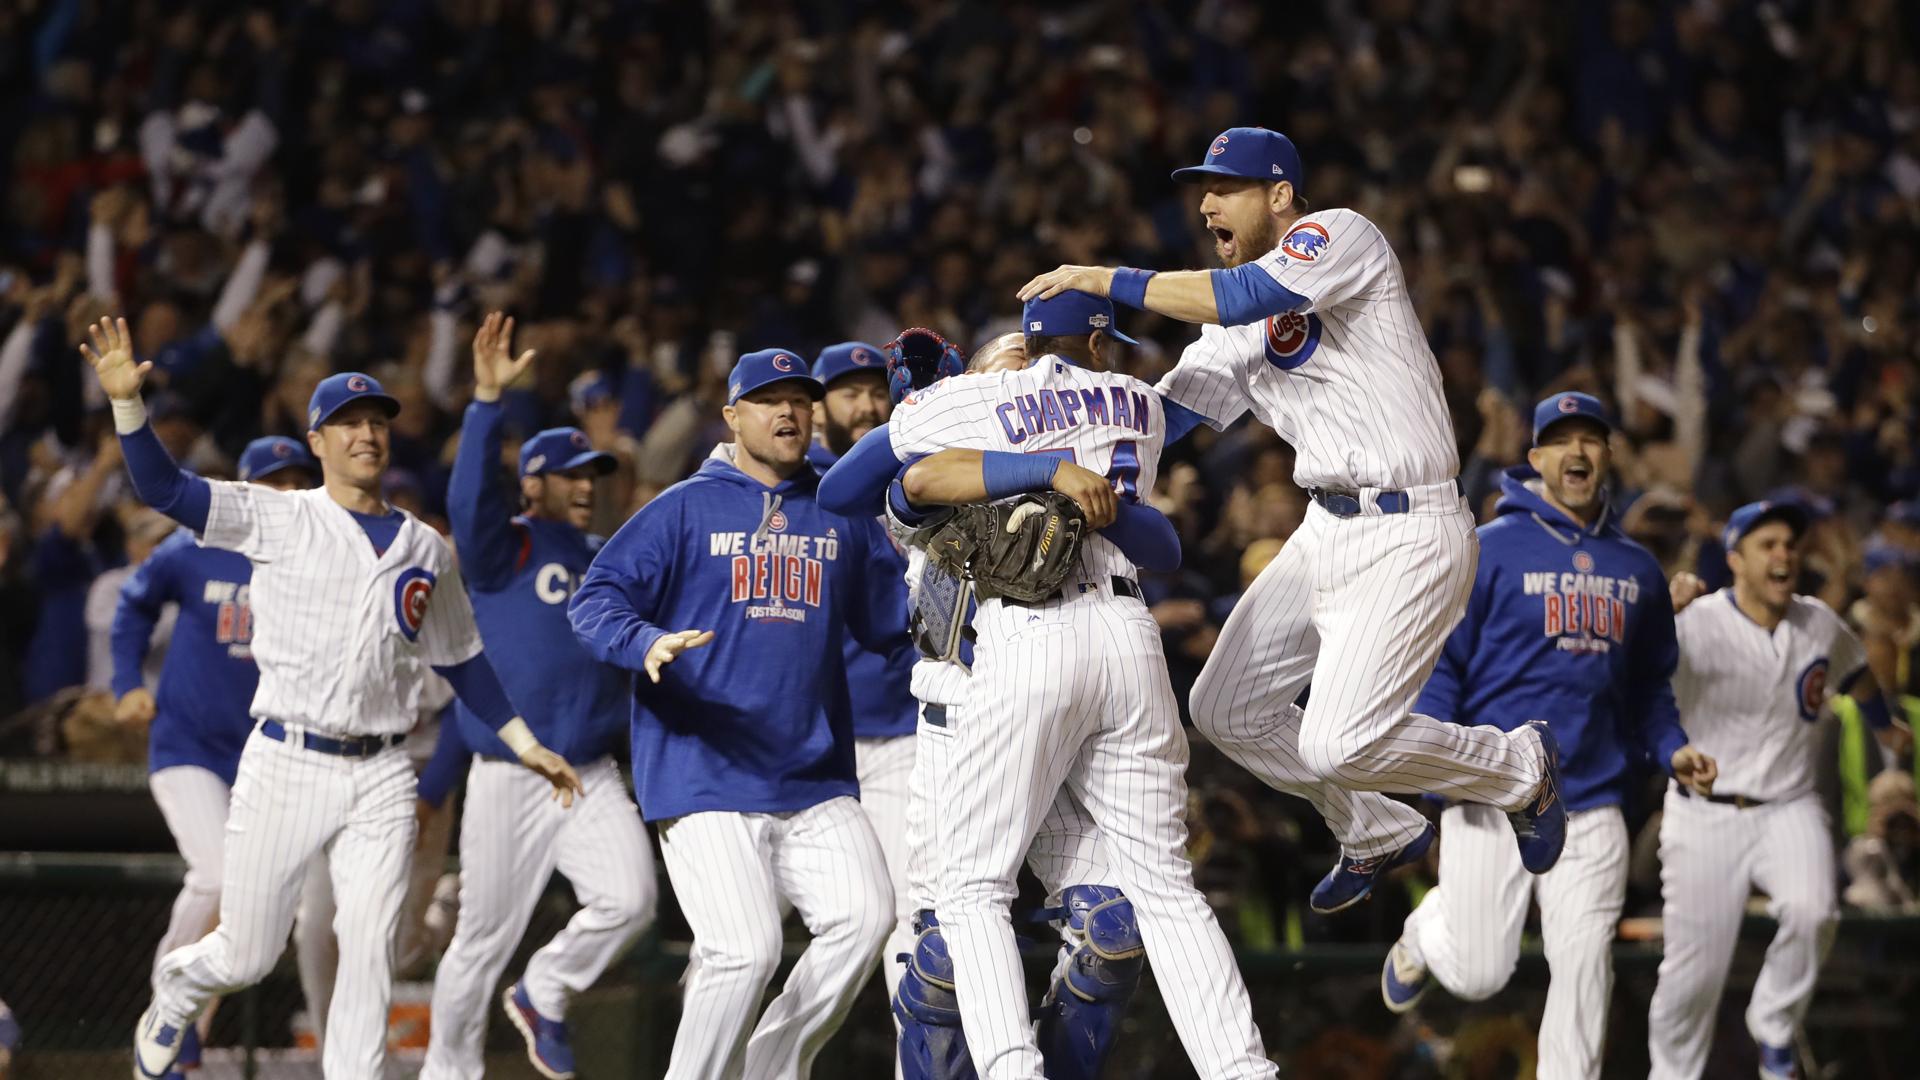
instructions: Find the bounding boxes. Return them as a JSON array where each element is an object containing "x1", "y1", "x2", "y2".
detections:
[{"x1": 753, "y1": 491, "x2": 783, "y2": 544}]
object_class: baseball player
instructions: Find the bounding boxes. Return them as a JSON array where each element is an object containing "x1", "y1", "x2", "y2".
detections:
[
  {"x1": 568, "y1": 348, "x2": 913, "y2": 1080},
  {"x1": 1648, "y1": 501, "x2": 1899, "y2": 1080},
  {"x1": 878, "y1": 328, "x2": 1181, "y2": 1080},
  {"x1": 110, "y1": 435, "x2": 317, "y2": 1076},
  {"x1": 1378, "y1": 393, "x2": 1719, "y2": 1080},
  {"x1": 819, "y1": 291, "x2": 1277, "y2": 1079},
  {"x1": 1018, "y1": 126, "x2": 1567, "y2": 875},
  {"x1": 81, "y1": 317, "x2": 582, "y2": 1080},
  {"x1": 421, "y1": 313, "x2": 658, "y2": 1080},
  {"x1": 806, "y1": 340, "x2": 921, "y2": 1013}
]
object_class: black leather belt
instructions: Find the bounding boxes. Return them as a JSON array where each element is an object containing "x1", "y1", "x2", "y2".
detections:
[
  {"x1": 261, "y1": 720, "x2": 406, "y2": 758},
  {"x1": 1309, "y1": 479, "x2": 1458, "y2": 518},
  {"x1": 1678, "y1": 786, "x2": 1767, "y2": 809}
]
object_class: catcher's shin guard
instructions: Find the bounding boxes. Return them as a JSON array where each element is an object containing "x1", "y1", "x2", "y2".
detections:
[
  {"x1": 894, "y1": 911, "x2": 978, "y2": 1080},
  {"x1": 1036, "y1": 886, "x2": 1145, "y2": 1080}
]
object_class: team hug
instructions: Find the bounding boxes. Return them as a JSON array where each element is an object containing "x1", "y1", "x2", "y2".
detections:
[{"x1": 84, "y1": 127, "x2": 1907, "y2": 1080}]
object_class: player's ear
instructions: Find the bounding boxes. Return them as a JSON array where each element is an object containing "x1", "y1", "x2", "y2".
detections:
[
  {"x1": 1270, "y1": 181, "x2": 1293, "y2": 216},
  {"x1": 1526, "y1": 445, "x2": 1546, "y2": 474},
  {"x1": 721, "y1": 403, "x2": 740, "y2": 437},
  {"x1": 1086, "y1": 330, "x2": 1103, "y2": 368},
  {"x1": 305, "y1": 428, "x2": 325, "y2": 460},
  {"x1": 520, "y1": 474, "x2": 541, "y2": 505}
]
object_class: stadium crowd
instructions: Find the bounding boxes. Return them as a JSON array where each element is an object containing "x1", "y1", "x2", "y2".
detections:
[{"x1": 3, "y1": 0, "x2": 1919, "y2": 964}]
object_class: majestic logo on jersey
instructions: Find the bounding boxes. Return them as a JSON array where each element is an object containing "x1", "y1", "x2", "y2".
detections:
[
  {"x1": 709, "y1": 529, "x2": 840, "y2": 624},
  {"x1": 1263, "y1": 311, "x2": 1323, "y2": 370},
  {"x1": 994, "y1": 386, "x2": 1153, "y2": 445},
  {"x1": 393, "y1": 567, "x2": 437, "y2": 642},
  {"x1": 771, "y1": 353, "x2": 796, "y2": 372},
  {"x1": 347, "y1": 374, "x2": 371, "y2": 392},
  {"x1": 1209, "y1": 134, "x2": 1229, "y2": 156},
  {"x1": 1523, "y1": 567, "x2": 1641, "y2": 655},
  {"x1": 1280, "y1": 222, "x2": 1331, "y2": 262},
  {"x1": 1795, "y1": 657, "x2": 1829, "y2": 722}
]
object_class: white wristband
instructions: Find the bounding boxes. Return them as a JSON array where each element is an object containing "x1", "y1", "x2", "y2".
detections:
[
  {"x1": 497, "y1": 717, "x2": 540, "y2": 757},
  {"x1": 110, "y1": 396, "x2": 148, "y2": 435}
]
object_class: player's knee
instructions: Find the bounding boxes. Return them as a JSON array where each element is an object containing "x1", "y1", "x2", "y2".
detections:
[
  {"x1": 1296, "y1": 727, "x2": 1368, "y2": 783},
  {"x1": 1771, "y1": 893, "x2": 1837, "y2": 939},
  {"x1": 596, "y1": 871, "x2": 658, "y2": 931},
  {"x1": 1451, "y1": 944, "x2": 1520, "y2": 1002},
  {"x1": 848, "y1": 872, "x2": 896, "y2": 952},
  {"x1": 704, "y1": 919, "x2": 785, "y2": 986}
]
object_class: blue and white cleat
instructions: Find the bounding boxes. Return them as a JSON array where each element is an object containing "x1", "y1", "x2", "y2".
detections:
[
  {"x1": 1381, "y1": 939, "x2": 1430, "y2": 1014},
  {"x1": 1509, "y1": 720, "x2": 1567, "y2": 873},
  {"x1": 1311, "y1": 821, "x2": 1436, "y2": 914},
  {"x1": 503, "y1": 981, "x2": 576, "y2": 1080},
  {"x1": 1758, "y1": 1042, "x2": 1798, "y2": 1080},
  {"x1": 133, "y1": 1002, "x2": 184, "y2": 1079}
]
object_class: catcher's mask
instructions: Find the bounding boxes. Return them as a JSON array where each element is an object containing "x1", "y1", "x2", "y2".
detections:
[{"x1": 883, "y1": 327, "x2": 966, "y2": 405}]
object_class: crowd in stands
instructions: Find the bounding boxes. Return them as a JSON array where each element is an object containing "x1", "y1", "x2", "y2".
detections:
[{"x1": 3, "y1": 0, "x2": 1919, "y2": 945}]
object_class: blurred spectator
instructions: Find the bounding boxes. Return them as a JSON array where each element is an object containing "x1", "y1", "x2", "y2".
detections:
[{"x1": 1843, "y1": 771, "x2": 1920, "y2": 913}]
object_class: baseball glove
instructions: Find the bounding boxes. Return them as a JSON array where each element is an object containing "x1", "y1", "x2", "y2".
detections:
[{"x1": 927, "y1": 492, "x2": 1087, "y2": 604}]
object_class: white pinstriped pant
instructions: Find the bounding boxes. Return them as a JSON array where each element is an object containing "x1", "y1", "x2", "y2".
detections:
[
  {"x1": 1404, "y1": 803, "x2": 1628, "y2": 1080},
  {"x1": 152, "y1": 726, "x2": 416, "y2": 1080},
  {"x1": 659, "y1": 795, "x2": 893, "y2": 1080},
  {"x1": 420, "y1": 756, "x2": 657, "y2": 1079},
  {"x1": 1648, "y1": 790, "x2": 1837, "y2": 1079},
  {"x1": 936, "y1": 589, "x2": 1274, "y2": 1080},
  {"x1": 1191, "y1": 502, "x2": 1545, "y2": 823},
  {"x1": 857, "y1": 734, "x2": 918, "y2": 1014},
  {"x1": 148, "y1": 766, "x2": 233, "y2": 972}
]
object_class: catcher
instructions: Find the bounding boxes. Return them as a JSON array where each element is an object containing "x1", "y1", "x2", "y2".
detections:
[{"x1": 818, "y1": 294, "x2": 1279, "y2": 1079}]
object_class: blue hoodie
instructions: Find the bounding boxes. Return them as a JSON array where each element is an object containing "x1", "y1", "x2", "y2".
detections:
[
  {"x1": 570, "y1": 454, "x2": 915, "y2": 821},
  {"x1": 1416, "y1": 466, "x2": 1687, "y2": 812},
  {"x1": 807, "y1": 441, "x2": 918, "y2": 739}
]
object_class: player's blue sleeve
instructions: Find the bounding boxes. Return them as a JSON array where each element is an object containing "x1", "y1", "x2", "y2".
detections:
[
  {"x1": 1162, "y1": 398, "x2": 1208, "y2": 445},
  {"x1": 842, "y1": 516, "x2": 916, "y2": 663},
  {"x1": 447, "y1": 400, "x2": 520, "y2": 591},
  {"x1": 433, "y1": 654, "x2": 520, "y2": 731},
  {"x1": 568, "y1": 500, "x2": 676, "y2": 672},
  {"x1": 816, "y1": 423, "x2": 903, "y2": 517},
  {"x1": 1210, "y1": 264, "x2": 1311, "y2": 327},
  {"x1": 415, "y1": 710, "x2": 470, "y2": 809},
  {"x1": 1102, "y1": 502, "x2": 1181, "y2": 573},
  {"x1": 1624, "y1": 571, "x2": 1688, "y2": 774},
  {"x1": 1415, "y1": 558, "x2": 1493, "y2": 723},
  {"x1": 120, "y1": 421, "x2": 211, "y2": 532},
  {"x1": 109, "y1": 545, "x2": 174, "y2": 697}
]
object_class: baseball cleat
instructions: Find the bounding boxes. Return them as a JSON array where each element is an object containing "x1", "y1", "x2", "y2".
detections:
[
  {"x1": 132, "y1": 1002, "x2": 184, "y2": 1079},
  {"x1": 1311, "y1": 821, "x2": 1436, "y2": 914},
  {"x1": 1380, "y1": 939, "x2": 1430, "y2": 1013},
  {"x1": 503, "y1": 981, "x2": 576, "y2": 1080},
  {"x1": 1758, "y1": 1042, "x2": 1798, "y2": 1080},
  {"x1": 1508, "y1": 720, "x2": 1567, "y2": 873}
]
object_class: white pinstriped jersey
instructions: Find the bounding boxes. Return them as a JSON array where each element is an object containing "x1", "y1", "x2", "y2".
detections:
[
  {"x1": 1157, "y1": 207, "x2": 1459, "y2": 491},
  {"x1": 889, "y1": 357, "x2": 1164, "y2": 585},
  {"x1": 1673, "y1": 590, "x2": 1867, "y2": 803},
  {"x1": 202, "y1": 484, "x2": 482, "y2": 736}
]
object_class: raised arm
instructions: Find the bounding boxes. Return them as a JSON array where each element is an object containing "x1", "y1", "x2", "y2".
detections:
[
  {"x1": 80, "y1": 317, "x2": 211, "y2": 532},
  {"x1": 448, "y1": 312, "x2": 539, "y2": 590}
]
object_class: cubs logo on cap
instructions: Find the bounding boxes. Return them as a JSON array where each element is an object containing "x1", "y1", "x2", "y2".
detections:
[
  {"x1": 346, "y1": 374, "x2": 370, "y2": 392},
  {"x1": 728, "y1": 348, "x2": 825, "y2": 406},
  {"x1": 1722, "y1": 499, "x2": 1811, "y2": 553},
  {"x1": 519, "y1": 426, "x2": 617, "y2": 477},
  {"x1": 1531, "y1": 392, "x2": 1612, "y2": 443},
  {"x1": 308, "y1": 371, "x2": 401, "y2": 430},
  {"x1": 812, "y1": 342, "x2": 890, "y2": 388},
  {"x1": 1210, "y1": 134, "x2": 1229, "y2": 156},
  {"x1": 393, "y1": 567, "x2": 436, "y2": 642},
  {"x1": 1172, "y1": 127, "x2": 1307, "y2": 193},
  {"x1": 237, "y1": 436, "x2": 317, "y2": 482},
  {"x1": 772, "y1": 354, "x2": 795, "y2": 372},
  {"x1": 1281, "y1": 223, "x2": 1331, "y2": 262}
]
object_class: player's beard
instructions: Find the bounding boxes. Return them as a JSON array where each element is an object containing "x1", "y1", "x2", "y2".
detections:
[
  {"x1": 820, "y1": 413, "x2": 867, "y2": 457},
  {"x1": 1223, "y1": 214, "x2": 1281, "y2": 268}
]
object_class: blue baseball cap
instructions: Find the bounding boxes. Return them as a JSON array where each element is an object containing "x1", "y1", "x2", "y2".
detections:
[
  {"x1": 727, "y1": 349, "x2": 824, "y2": 406},
  {"x1": 308, "y1": 372, "x2": 400, "y2": 430},
  {"x1": 1532, "y1": 392, "x2": 1613, "y2": 443},
  {"x1": 1172, "y1": 127, "x2": 1306, "y2": 191},
  {"x1": 569, "y1": 370, "x2": 616, "y2": 416},
  {"x1": 1021, "y1": 290, "x2": 1139, "y2": 345},
  {"x1": 812, "y1": 342, "x2": 889, "y2": 387},
  {"x1": 237, "y1": 436, "x2": 317, "y2": 482},
  {"x1": 519, "y1": 427, "x2": 616, "y2": 477},
  {"x1": 1724, "y1": 500, "x2": 1811, "y2": 552}
]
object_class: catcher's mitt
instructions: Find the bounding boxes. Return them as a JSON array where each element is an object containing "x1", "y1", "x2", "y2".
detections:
[{"x1": 927, "y1": 492, "x2": 1087, "y2": 604}]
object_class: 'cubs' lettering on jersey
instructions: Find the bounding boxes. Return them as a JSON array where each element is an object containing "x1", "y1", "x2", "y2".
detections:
[
  {"x1": 709, "y1": 530, "x2": 839, "y2": 623},
  {"x1": 1263, "y1": 311, "x2": 1323, "y2": 370},
  {"x1": 394, "y1": 567, "x2": 437, "y2": 642},
  {"x1": 1522, "y1": 566, "x2": 1641, "y2": 654},
  {"x1": 995, "y1": 387, "x2": 1153, "y2": 445},
  {"x1": 533, "y1": 563, "x2": 580, "y2": 605}
]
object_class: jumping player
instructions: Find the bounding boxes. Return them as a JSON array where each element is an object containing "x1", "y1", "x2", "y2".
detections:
[
  {"x1": 82, "y1": 317, "x2": 582, "y2": 1080},
  {"x1": 1018, "y1": 126, "x2": 1567, "y2": 874},
  {"x1": 111, "y1": 435, "x2": 317, "y2": 1075},
  {"x1": 422, "y1": 313, "x2": 657, "y2": 1080},
  {"x1": 1649, "y1": 501, "x2": 1900, "y2": 1080},
  {"x1": 1379, "y1": 393, "x2": 1718, "y2": 1080},
  {"x1": 821, "y1": 292, "x2": 1278, "y2": 1079},
  {"x1": 808, "y1": 340, "x2": 920, "y2": 1012},
  {"x1": 568, "y1": 348, "x2": 913, "y2": 1080}
]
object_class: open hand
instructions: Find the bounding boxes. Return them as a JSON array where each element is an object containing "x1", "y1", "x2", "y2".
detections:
[
  {"x1": 1017, "y1": 265, "x2": 1116, "y2": 303},
  {"x1": 518, "y1": 745, "x2": 585, "y2": 808},
  {"x1": 79, "y1": 316, "x2": 149, "y2": 401},
  {"x1": 645, "y1": 629, "x2": 715, "y2": 683},
  {"x1": 472, "y1": 311, "x2": 537, "y2": 403},
  {"x1": 1050, "y1": 461, "x2": 1118, "y2": 528}
]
